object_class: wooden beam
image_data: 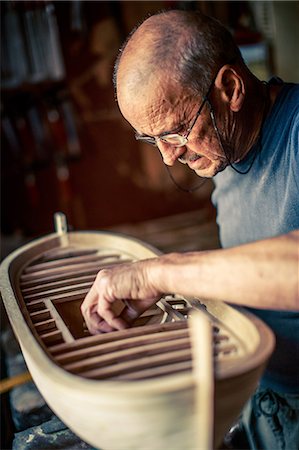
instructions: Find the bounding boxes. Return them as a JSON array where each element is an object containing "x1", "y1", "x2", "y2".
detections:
[{"x1": 0, "y1": 371, "x2": 32, "y2": 394}]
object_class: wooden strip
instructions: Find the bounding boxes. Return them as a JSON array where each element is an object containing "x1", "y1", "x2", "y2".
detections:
[
  {"x1": 24, "y1": 253, "x2": 121, "y2": 273},
  {"x1": 190, "y1": 312, "x2": 214, "y2": 450},
  {"x1": 40, "y1": 329, "x2": 63, "y2": 345},
  {"x1": 0, "y1": 371, "x2": 32, "y2": 394},
  {"x1": 26, "y1": 300, "x2": 46, "y2": 312},
  {"x1": 64, "y1": 337, "x2": 191, "y2": 373},
  {"x1": 20, "y1": 259, "x2": 131, "y2": 285},
  {"x1": 110, "y1": 360, "x2": 192, "y2": 380},
  {"x1": 49, "y1": 321, "x2": 188, "y2": 356},
  {"x1": 55, "y1": 328, "x2": 189, "y2": 364},
  {"x1": 29, "y1": 309, "x2": 51, "y2": 323},
  {"x1": 23, "y1": 282, "x2": 93, "y2": 301},
  {"x1": 30, "y1": 247, "x2": 99, "y2": 264},
  {"x1": 26, "y1": 289, "x2": 89, "y2": 305},
  {"x1": 164, "y1": 298, "x2": 187, "y2": 306},
  {"x1": 43, "y1": 289, "x2": 89, "y2": 303},
  {"x1": 56, "y1": 336, "x2": 233, "y2": 365},
  {"x1": 54, "y1": 211, "x2": 68, "y2": 236},
  {"x1": 214, "y1": 334, "x2": 229, "y2": 343},
  {"x1": 79, "y1": 348, "x2": 192, "y2": 379},
  {"x1": 35, "y1": 319, "x2": 56, "y2": 333},
  {"x1": 21, "y1": 274, "x2": 97, "y2": 295},
  {"x1": 157, "y1": 299, "x2": 186, "y2": 321},
  {"x1": 139, "y1": 308, "x2": 162, "y2": 318},
  {"x1": 21, "y1": 259, "x2": 121, "y2": 279},
  {"x1": 44, "y1": 299, "x2": 75, "y2": 343},
  {"x1": 214, "y1": 344, "x2": 237, "y2": 357},
  {"x1": 20, "y1": 267, "x2": 99, "y2": 288}
]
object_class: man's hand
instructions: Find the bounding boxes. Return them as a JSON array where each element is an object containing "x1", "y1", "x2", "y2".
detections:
[{"x1": 81, "y1": 260, "x2": 162, "y2": 334}]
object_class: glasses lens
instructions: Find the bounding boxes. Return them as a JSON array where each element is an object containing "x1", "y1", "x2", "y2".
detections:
[{"x1": 161, "y1": 134, "x2": 187, "y2": 147}]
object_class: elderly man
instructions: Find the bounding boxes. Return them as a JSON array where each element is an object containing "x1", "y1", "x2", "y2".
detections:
[{"x1": 82, "y1": 10, "x2": 299, "y2": 450}]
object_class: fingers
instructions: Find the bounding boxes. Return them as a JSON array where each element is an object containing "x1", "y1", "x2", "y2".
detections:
[
  {"x1": 81, "y1": 273, "x2": 129, "y2": 333},
  {"x1": 87, "y1": 310, "x2": 115, "y2": 334},
  {"x1": 96, "y1": 296, "x2": 131, "y2": 331},
  {"x1": 81, "y1": 262, "x2": 161, "y2": 334},
  {"x1": 94, "y1": 275, "x2": 130, "y2": 330},
  {"x1": 80, "y1": 288, "x2": 107, "y2": 334}
]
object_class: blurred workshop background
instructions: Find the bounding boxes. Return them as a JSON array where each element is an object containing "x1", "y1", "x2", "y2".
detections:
[
  {"x1": 1, "y1": 1, "x2": 298, "y2": 253},
  {"x1": 1, "y1": 2, "x2": 299, "y2": 449}
]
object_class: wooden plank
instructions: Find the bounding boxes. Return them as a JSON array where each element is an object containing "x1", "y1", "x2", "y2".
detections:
[
  {"x1": 40, "y1": 329, "x2": 63, "y2": 345},
  {"x1": 54, "y1": 327, "x2": 234, "y2": 365},
  {"x1": 64, "y1": 336, "x2": 191, "y2": 373},
  {"x1": 55, "y1": 328, "x2": 189, "y2": 364},
  {"x1": 0, "y1": 371, "x2": 32, "y2": 394},
  {"x1": 21, "y1": 259, "x2": 122, "y2": 279},
  {"x1": 110, "y1": 360, "x2": 192, "y2": 380},
  {"x1": 190, "y1": 311, "x2": 214, "y2": 450},
  {"x1": 29, "y1": 309, "x2": 51, "y2": 323},
  {"x1": 157, "y1": 299, "x2": 186, "y2": 321},
  {"x1": 44, "y1": 299, "x2": 75, "y2": 343},
  {"x1": 61, "y1": 335, "x2": 237, "y2": 374},
  {"x1": 21, "y1": 274, "x2": 97, "y2": 295},
  {"x1": 79, "y1": 348, "x2": 192, "y2": 379},
  {"x1": 35, "y1": 319, "x2": 56, "y2": 333},
  {"x1": 24, "y1": 253, "x2": 122, "y2": 273},
  {"x1": 23, "y1": 282, "x2": 93, "y2": 301},
  {"x1": 20, "y1": 267, "x2": 99, "y2": 288},
  {"x1": 29, "y1": 247, "x2": 99, "y2": 264},
  {"x1": 214, "y1": 344, "x2": 237, "y2": 357},
  {"x1": 20, "y1": 259, "x2": 131, "y2": 285},
  {"x1": 26, "y1": 300, "x2": 46, "y2": 312},
  {"x1": 49, "y1": 321, "x2": 188, "y2": 356},
  {"x1": 139, "y1": 308, "x2": 162, "y2": 318},
  {"x1": 26, "y1": 289, "x2": 89, "y2": 305}
]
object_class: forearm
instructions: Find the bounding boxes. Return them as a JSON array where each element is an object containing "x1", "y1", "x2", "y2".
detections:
[
  {"x1": 81, "y1": 230, "x2": 298, "y2": 333},
  {"x1": 149, "y1": 230, "x2": 299, "y2": 310}
]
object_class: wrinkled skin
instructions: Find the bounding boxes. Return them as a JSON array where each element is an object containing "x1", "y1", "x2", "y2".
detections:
[
  {"x1": 81, "y1": 231, "x2": 299, "y2": 334},
  {"x1": 117, "y1": 74, "x2": 232, "y2": 179},
  {"x1": 81, "y1": 260, "x2": 161, "y2": 334}
]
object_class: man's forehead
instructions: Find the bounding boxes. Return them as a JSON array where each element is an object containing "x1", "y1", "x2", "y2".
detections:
[
  {"x1": 118, "y1": 67, "x2": 193, "y2": 108},
  {"x1": 119, "y1": 87, "x2": 197, "y2": 136},
  {"x1": 123, "y1": 99, "x2": 181, "y2": 134}
]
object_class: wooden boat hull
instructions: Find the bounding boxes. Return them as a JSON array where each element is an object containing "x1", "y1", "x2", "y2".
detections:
[
  {"x1": 1, "y1": 228, "x2": 275, "y2": 449},
  {"x1": 21, "y1": 346, "x2": 269, "y2": 450}
]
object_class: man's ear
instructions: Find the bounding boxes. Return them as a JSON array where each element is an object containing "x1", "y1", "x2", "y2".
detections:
[{"x1": 214, "y1": 65, "x2": 245, "y2": 112}]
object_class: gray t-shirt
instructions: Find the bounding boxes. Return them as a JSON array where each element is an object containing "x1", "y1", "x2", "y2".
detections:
[{"x1": 212, "y1": 81, "x2": 299, "y2": 393}]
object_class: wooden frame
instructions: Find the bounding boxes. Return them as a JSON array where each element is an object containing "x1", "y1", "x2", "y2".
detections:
[{"x1": 0, "y1": 216, "x2": 275, "y2": 449}]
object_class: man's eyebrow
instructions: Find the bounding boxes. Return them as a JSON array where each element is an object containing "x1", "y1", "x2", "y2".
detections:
[{"x1": 159, "y1": 123, "x2": 184, "y2": 136}]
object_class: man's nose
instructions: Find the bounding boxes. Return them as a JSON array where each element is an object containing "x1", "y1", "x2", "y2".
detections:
[{"x1": 157, "y1": 142, "x2": 186, "y2": 166}]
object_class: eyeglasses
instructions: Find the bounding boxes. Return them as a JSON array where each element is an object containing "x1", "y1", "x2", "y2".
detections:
[{"x1": 135, "y1": 79, "x2": 215, "y2": 148}]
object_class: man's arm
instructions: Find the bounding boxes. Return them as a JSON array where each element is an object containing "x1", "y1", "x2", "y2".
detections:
[
  {"x1": 157, "y1": 229, "x2": 299, "y2": 309},
  {"x1": 81, "y1": 230, "x2": 299, "y2": 334}
]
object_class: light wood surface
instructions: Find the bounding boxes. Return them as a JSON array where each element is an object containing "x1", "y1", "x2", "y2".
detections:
[
  {"x1": 190, "y1": 312, "x2": 214, "y2": 450},
  {"x1": 0, "y1": 225, "x2": 275, "y2": 450}
]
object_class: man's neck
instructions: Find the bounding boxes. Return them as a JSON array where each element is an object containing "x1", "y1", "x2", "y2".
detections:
[{"x1": 236, "y1": 79, "x2": 272, "y2": 163}]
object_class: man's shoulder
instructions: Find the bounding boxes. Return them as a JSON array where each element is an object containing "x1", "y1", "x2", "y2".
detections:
[
  {"x1": 277, "y1": 82, "x2": 299, "y2": 106},
  {"x1": 269, "y1": 81, "x2": 298, "y2": 131}
]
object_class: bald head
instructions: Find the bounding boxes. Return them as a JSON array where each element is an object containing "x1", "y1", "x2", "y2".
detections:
[
  {"x1": 116, "y1": 11, "x2": 192, "y2": 95},
  {"x1": 114, "y1": 10, "x2": 242, "y2": 112}
]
